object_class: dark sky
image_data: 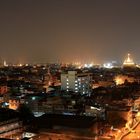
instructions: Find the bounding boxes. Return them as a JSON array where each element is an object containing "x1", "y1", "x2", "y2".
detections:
[{"x1": 0, "y1": 0, "x2": 140, "y2": 64}]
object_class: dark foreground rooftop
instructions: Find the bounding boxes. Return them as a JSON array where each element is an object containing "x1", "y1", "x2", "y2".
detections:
[
  {"x1": 0, "y1": 108, "x2": 19, "y2": 122},
  {"x1": 36, "y1": 113, "x2": 96, "y2": 129}
]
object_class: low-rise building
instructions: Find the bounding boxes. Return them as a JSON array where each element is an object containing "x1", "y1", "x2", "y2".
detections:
[{"x1": 0, "y1": 118, "x2": 23, "y2": 138}]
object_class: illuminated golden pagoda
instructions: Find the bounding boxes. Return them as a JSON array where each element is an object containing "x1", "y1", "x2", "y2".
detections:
[{"x1": 123, "y1": 53, "x2": 135, "y2": 67}]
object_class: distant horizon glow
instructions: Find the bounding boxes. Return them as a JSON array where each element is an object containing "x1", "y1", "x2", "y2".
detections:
[{"x1": 1, "y1": 53, "x2": 138, "y2": 66}]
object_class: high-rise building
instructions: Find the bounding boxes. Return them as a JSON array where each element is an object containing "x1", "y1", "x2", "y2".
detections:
[{"x1": 61, "y1": 71, "x2": 92, "y2": 95}]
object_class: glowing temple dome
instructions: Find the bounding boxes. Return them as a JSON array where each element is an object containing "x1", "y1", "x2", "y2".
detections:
[{"x1": 123, "y1": 53, "x2": 135, "y2": 67}]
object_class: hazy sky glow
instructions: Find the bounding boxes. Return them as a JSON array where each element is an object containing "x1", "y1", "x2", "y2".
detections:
[{"x1": 1, "y1": 0, "x2": 140, "y2": 64}]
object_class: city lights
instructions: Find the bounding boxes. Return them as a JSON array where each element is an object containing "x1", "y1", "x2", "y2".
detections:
[
  {"x1": 1, "y1": 0, "x2": 140, "y2": 139},
  {"x1": 103, "y1": 62, "x2": 113, "y2": 69}
]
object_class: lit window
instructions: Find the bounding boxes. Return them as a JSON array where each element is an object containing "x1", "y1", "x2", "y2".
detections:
[
  {"x1": 75, "y1": 84, "x2": 78, "y2": 86},
  {"x1": 32, "y1": 97, "x2": 36, "y2": 100}
]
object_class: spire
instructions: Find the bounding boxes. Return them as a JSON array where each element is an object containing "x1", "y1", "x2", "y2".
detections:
[
  {"x1": 123, "y1": 53, "x2": 135, "y2": 66},
  {"x1": 127, "y1": 53, "x2": 131, "y2": 62}
]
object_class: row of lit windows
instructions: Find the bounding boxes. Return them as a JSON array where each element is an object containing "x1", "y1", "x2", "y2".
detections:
[
  {"x1": 66, "y1": 85, "x2": 86, "y2": 89},
  {"x1": 65, "y1": 77, "x2": 90, "y2": 94},
  {"x1": 0, "y1": 123, "x2": 20, "y2": 133}
]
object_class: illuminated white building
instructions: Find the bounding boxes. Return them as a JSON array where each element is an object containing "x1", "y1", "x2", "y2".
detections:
[
  {"x1": 103, "y1": 61, "x2": 120, "y2": 69},
  {"x1": 61, "y1": 71, "x2": 92, "y2": 95},
  {"x1": 103, "y1": 62, "x2": 113, "y2": 69},
  {"x1": 84, "y1": 63, "x2": 93, "y2": 68},
  {"x1": 123, "y1": 53, "x2": 135, "y2": 67}
]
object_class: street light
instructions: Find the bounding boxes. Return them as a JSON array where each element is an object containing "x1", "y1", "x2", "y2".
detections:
[{"x1": 118, "y1": 130, "x2": 121, "y2": 133}]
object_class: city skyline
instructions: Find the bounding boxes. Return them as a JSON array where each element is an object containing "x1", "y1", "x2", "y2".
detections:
[
  {"x1": 1, "y1": 0, "x2": 140, "y2": 63},
  {"x1": 0, "y1": 53, "x2": 137, "y2": 66}
]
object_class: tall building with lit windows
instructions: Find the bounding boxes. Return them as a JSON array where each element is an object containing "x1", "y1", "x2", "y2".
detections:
[{"x1": 61, "y1": 71, "x2": 92, "y2": 95}]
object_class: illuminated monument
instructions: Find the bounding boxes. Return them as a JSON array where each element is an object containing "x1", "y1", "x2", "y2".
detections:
[{"x1": 123, "y1": 53, "x2": 135, "y2": 67}]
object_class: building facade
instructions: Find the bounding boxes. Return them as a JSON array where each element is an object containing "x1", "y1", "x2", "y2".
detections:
[
  {"x1": 0, "y1": 118, "x2": 23, "y2": 138},
  {"x1": 61, "y1": 71, "x2": 92, "y2": 95}
]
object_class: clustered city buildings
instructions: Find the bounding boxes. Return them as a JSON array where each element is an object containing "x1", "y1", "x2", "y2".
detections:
[{"x1": 0, "y1": 54, "x2": 140, "y2": 139}]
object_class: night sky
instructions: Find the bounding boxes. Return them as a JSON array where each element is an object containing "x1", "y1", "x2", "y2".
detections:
[{"x1": 0, "y1": 0, "x2": 140, "y2": 64}]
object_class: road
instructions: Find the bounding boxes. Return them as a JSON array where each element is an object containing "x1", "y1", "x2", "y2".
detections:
[{"x1": 123, "y1": 122, "x2": 140, "y2": 140}]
